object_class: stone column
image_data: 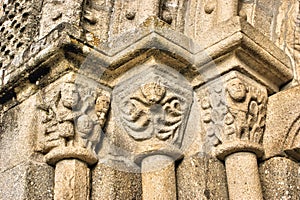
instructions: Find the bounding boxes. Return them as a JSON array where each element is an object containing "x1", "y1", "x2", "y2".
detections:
[
  {"x1": 112, "y1": 68, "x2": 193, "y2": 200},
  {"x1": 141, "y1": 155, "x2": 176, "y2": 200},
  {"x1": 200, "y1": 71, "x2": 267, "y2": 200},
  {"x1": 54, "y1": 159, "x2": 90, "y2": 200},
  {"x1": 225, "y1": 152, "x2": 263, "y2": 200},
  {"x1": 36, "y1": 75, "x2": 111, "y2": 200}
]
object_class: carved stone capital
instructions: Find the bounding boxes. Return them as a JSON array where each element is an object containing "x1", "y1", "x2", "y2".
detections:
[
  {"x1": 36, "y1": 78, "x2": 111, "y2": 166},
  {"x1": 199, "y1": 71, "x2": 267, "y2": 160},
  {"x1": 112, "y1": 64, "x2": 193, "y2": 162}
]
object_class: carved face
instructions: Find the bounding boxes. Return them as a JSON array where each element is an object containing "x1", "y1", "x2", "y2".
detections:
[
  {"x1": 61, "y1": 83, "x2": 80, "y2": 109},
  {"x1": 77, "y1": 115, "x2": 93, "y2": 134},
  {"x1": 226, "y1": 78, "x2": 247, "y2": 101},
  {"x1": 95, "y1": 95, "x2": 110, "y2": 113},
  {"x1": 141, "y1": 82, "x2": 166, "y2": 105}
]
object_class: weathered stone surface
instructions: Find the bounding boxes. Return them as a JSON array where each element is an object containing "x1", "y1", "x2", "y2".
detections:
[
  {"x1": 0, "y1": 163, "x2": 27, "y2": 200},
  {"x1": 25, "y1": 161, "x2": 54, "y2": 200},
  {"x1": 264, "y1": 85, "x2": 300, "y2": 159},
  {"x1": 39, "y1": 0, "x2": 82, "y2": 39},
  {"x1": 0, "y1": 94, "x2": 38, "y2": 172},
  {"x1": 0, "y1": 161, "x2": 54, "y2": 200},
  {"x1": 274, "y1": 0, "x2": 300, "y2": 85},
  {"x1": 1, "y1": 0, "x2": 300, "y2": 199},
  {"x1": 198, "y1": 69, "x2": 267, "y2": 199},
  {"x1": 91, "y1": 161, "x2": 142, "y2": 200},
  {"x1": 0, "y1": 0, "x2": 42, "y2": 72},
  {"x1": 54, "y1": 159, "x2": 90, "y2": 200},
  {"x1": 225, "y1": 152, "x2": 263, "y2": 200},
  {"x1": 142, "y1": 155, "x2": 177, "y2": 200},
  {"x1": 198, "y1": 71, "x2": 267, "y2": 157},
  {"x1": 259, "y1": 157, "x2": 300, "y2": 199},
  {"x1": 177, "y1": 153, "x2": 228, "y2": 200}
]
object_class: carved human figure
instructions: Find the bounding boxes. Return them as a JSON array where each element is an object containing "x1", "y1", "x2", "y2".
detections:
[
  {"x1": 226, "y1": 77, "x2": 247, "y2": 102},
  {"x1": 60, "y1": 82, "x2": 80, "y2": 109},
  {"x1": 225, "y1": 78, "x2": 250, "y2": 140},
  {"x1": 95, "y1": 94, "x2": 111, "y2": 127},
  {"x1": 38, "y1": 84, "x2": 111, "y2": 153},
  {"x1": 37, "y1": 82, "x2": 81, "y2": 151},
  {"x1": 77, "y1": 114, "x2": 94, "y2": 147},
  {"x1": 56, "y1": 83, "x2": 81, "y2": 144},
  {"x1": 76, "y1": 94, "x2": 103, "y2": 150}
]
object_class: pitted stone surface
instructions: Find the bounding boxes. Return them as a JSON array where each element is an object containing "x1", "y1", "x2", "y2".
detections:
[
  {"x1": 0, "y1": 1, "x2": 300, "y2": 200},
  {"x1": 259, "y1": 157, "x2": 300, "y2": 200}
]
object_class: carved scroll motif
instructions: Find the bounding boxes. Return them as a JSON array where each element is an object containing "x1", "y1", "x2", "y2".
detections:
[
  {"x1": 36, "y1": 82, "x2": 111, "y2": 165},
  {"x1": 120, "y1": 82, "x2": 183, "y2": 141},
  {"x1": 200, "y1": 75, "x2": 267, "y2": 147},
  {"x1": 113, "y1": 66, "x2": 193, "y2": 148}
]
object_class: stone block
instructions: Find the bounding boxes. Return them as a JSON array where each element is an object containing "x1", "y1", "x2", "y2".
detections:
[
  {"x1": 0, "y1": 163, "x2": 27, "y2": 200},
  {"x1": 25, "y1": 161, "x2": 54, "y2": 200},
  {"x1": 259, "y1": 157, "x2": 300, "y2": 199},
  {"x1": 263, "y1": 85, "x2": 300, "y2": 159},
  {"x1": 0, "y1": 161, "x2": 54, "y2": 200},
  {"x1": 91, "y1": 161, "x2": 142, "y2": 200},
  {"x1": 176, "y1": 153, "x2": 228, "y2": 199},
  {"x1": 0, "y1": 95, "x2": 38, "y2": 172}
]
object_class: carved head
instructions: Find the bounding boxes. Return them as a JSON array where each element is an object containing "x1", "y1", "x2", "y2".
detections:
[
  {"x1": 95, "y1": 94, "x2": 110, "y2": 113},
  {"x1": 141, "y1": 82, "x2": 166, "y2": 105},
  {"x1": 226, "y1": 78, "x2": 247, "y2": 102},
  {"x1": 61, "y1": 83, "x2": 80, "y2": 109},
  {"x1": 77, "y1": 115, "x2": 94, "y2": 135}
]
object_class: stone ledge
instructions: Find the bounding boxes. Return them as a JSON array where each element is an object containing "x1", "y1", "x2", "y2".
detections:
[{"x1": 0, "y1": 17, "x2": 293, "y2": 112}]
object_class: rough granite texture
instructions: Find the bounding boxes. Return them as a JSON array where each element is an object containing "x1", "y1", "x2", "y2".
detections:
[
  {"x1": 176, "y1": 153, "x2": 228, "y2": 199},
  {"x1": 0, "y1": 0, "x2": 300, "y2": 199},
  {"x1": 259, "y1": 157, "x2": 300, "y2": 199}
]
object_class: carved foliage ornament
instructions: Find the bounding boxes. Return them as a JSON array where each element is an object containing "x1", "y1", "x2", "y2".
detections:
[
  {"x1": 120, "y1": 82, "x2": 183, "y2": 141},
  {"x1": 36, "y1": 81, "x2": 111, "y2": 165},
  {"x1": 113, "y1": 67, "x2": 193, "y2": 147},
  {"x1": 200, "y1": 75, "x2": 267, "y2": 147}
]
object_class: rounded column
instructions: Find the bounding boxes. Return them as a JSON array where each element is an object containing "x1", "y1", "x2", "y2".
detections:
[
  {"x1": 225, "y1": 152, "x2": 263, "y2": 200},
  {"x1": 141, "y1": 155, "x2": 177, "y2": 200}
]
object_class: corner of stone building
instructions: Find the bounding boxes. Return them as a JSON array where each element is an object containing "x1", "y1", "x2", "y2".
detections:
[{"x1": 1, "y1": 0, "x2": 300, "y2": 200}]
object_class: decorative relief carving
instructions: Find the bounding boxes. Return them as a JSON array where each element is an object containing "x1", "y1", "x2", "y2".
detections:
[
  {"x1": 82, "y1": 0, "x2": 113, "y2": 44},
  {"x1": 283, "y1": 115, "x2": 300, "y2": 160},
  {"x1": 0, "y1": 0, "x2": 42, "y2": 75},
  {"x1": 36, "y1": 81, "x2": 111, "y2": 165},
  {"x1": 113, "y1": 66, "x2": 193, "y2": 149},
  {"x1": 120, "y1": 82, "x2": 183, "y2": 141},
  {"x1": 200, "y1": 72, "x2": 267, "y2": 148},
  {"x1": 39, "y1": 0, "x2": 82, "y2": 39},
  {"x1": 276, "y1": 0, "x2": 300, "y2": 81},
  {"x1": 204, "y1": 0, "x2": 217, "y2": 14}
]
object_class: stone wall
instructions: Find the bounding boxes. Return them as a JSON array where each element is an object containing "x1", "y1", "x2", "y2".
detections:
[{"x1": 0, "y1": 0, "x2": 299, "y2": 199}]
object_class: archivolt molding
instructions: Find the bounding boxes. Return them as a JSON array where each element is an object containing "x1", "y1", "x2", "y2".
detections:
[{"x1": 284, "y1": 115, "x2": 300, "y2": 161}]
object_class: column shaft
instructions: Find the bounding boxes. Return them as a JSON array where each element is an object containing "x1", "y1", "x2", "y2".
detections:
[
  {"x1": 141, "y1": 155, "x2": 177, "y2": 200},
  {"x1": 54, "y1": 159, "x2": 90, "y2": 200},
  {"x1": 225, "y1": 152, "x2": 263, "y2": 200}
]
